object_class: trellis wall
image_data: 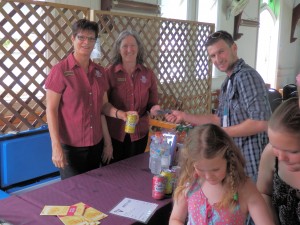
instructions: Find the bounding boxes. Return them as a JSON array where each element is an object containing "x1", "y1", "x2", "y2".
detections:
[
  {"x1": 0, "y1": 0, "x2": 214, "y2": 134},
  {"x1": 0, "y1": 0, "x2": 89, "y2": 134}
]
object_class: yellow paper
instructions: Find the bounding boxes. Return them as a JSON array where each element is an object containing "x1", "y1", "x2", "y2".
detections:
[
  {"x1": 74, "y1": 202, "x2": 108, "y2": 221},
  {"x1": 58, "y1": 216, "x2": 88, "y2": 225},
  {"x1": 40, "y1": 202, "x2": 106, "y2": 225},
  {"x1": 59, "y1": 215, "x2": 101, "y2": 225},
  {"x1": 40, "y1": 204, "x2": 85, "y2": 216}
]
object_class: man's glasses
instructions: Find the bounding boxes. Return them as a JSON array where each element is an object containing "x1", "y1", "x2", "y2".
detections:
[
  {"x1": 205, "y1": 31, "x2": 234, "y2": 45},
  {"x1": 76, "y1": 35, "x2": 97, "y2": 42},
  {"x1": 208, "y1": 31, "x2": 232, "y2": 40}
]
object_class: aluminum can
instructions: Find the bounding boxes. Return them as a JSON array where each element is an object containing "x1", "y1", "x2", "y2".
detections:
[
  {"x1": 124, "y1": 113, "x2": 137, "y2": 133},
  {"x1": 161, "y1": 169, "x2": 176, "y2": 195},
  {"x1": 171, "y1": 166, "x2": 181, "y2": 178},
  {"x1": 171, "y1": 166, "x2": 181, "y2": 191},
  {"x1": 152, "y1": 175, "x2": 166, "y2": 200}
]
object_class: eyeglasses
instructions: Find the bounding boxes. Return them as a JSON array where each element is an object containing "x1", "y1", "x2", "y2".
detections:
[{"x1": 76, "y1": 35, "x2": 97, "y2": 42}]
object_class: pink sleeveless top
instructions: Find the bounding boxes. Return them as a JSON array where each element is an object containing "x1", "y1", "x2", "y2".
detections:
[{"x1": 186, "y1": 181, "x2": 247, "y2": 225}]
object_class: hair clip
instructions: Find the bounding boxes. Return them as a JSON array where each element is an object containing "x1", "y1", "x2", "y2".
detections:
[{"x1": 233, "y1": 193, "x2": 238, "y2": 201}]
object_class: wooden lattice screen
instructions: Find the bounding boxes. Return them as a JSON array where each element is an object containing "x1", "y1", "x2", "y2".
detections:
[
  {"x1": 0, "y1": 0, "x2": 89, "y2": 134},
  {"x1": 95, "y1": 11, "x2": 214, "y2": 115},
  {"x1": 0, "y1": 0, "x2": 214, "y2": 134}
]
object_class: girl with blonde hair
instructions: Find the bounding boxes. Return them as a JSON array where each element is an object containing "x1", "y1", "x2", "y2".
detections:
[{"x1": 169, "y1": 124, "x2": 274, "y2": 225}]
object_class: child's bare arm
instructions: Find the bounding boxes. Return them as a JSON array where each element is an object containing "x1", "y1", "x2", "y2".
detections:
[{"x1": 169, "y1": 193, "x2": 188, "y2": 225}]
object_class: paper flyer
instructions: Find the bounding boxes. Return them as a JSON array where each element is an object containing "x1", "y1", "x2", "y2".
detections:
[
  {"x1": 40, "y1": 205, "x2": 85, "y2": 216},
  {"x1": 110, "y1": 198, "x2": 158, "y2": 224},
  {"x1": 41, "y1": 202, "x2": 107, "y2": 225}
]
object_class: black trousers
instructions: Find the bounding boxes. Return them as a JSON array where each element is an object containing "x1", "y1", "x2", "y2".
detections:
[
  {"x1": 109, "y1": 134, "x2": 148, "y2": 164},
  {"x1": 59, "y1": 139, "x2": 104, "y2": 180}
]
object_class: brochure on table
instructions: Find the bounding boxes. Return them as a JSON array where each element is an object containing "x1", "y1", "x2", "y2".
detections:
[{"x1": 110, "y1": 198, "x2": 158, "y2": 223}]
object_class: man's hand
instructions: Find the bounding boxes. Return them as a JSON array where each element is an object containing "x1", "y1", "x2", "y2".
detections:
[{"x1": 165, "y1": 110, "x2": 184, "y2": 124}]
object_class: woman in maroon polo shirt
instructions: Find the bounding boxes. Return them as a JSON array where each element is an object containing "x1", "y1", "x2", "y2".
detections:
[
  {"x1": 45, "y1": 19, "x2": 130, "y2": 179},
  {"x1": 105, "y1": 30, "x2": 161, "y2": 163}
]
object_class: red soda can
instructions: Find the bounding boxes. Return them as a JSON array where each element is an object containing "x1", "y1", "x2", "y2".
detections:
[{"x1": 152, "y1": 175, "x2": 166, "y2": 200}]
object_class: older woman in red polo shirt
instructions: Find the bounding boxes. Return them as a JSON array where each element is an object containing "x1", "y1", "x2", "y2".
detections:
[
  {"x1": 45, "y1": 19, "x2": 133, "y2": 179},
  {"x1": 105, "y1": 30, "x2": 161, "y2": 164}
]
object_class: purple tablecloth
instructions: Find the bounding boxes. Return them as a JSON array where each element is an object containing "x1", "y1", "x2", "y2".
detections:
[{"x1": 0, "y1": 152, "x2": 172, "y2": 225}]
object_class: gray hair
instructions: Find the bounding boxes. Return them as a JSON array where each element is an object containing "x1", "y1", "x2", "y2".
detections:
[{"x1": 111, "y1": 30, "x2": 145, "y2": 65}]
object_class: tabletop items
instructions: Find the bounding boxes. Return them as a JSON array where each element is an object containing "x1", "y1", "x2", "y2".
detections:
[
  {"x1": 0, "y1": 152, "x2": 172, "y2": 225},
  {"x1": 125, "y1": 113, "x2": 138, "y2": 134},
  {"x1": 175, "y1": 124, "x2": 193, "y2": 143},
  {"x1": 149, "y1": 124, "x2": 192, "y2": 174},
  {"x1": 149, "y1": 134, "x2": 174, "y2": 174},
  {"x1": 40, "y1": 202, "x2": 108, "y2": 225},
  {"x1": 149, "y1": 124, "x2": 193, "y2": 199},
  {"x1": 110, "y1": 197, "x2": 158, "y2": 223}
]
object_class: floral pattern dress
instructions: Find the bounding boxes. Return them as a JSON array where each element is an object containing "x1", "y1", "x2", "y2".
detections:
[{"x1": 186, "y1": 181, "x2": 247, "y2": 225}]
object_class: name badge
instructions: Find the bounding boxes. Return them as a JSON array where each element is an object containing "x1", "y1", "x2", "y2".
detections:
[
  {"x1": 117, "y1": 78, "x2": 126, "y2": 82},
  {"x1": 223, "y1": 107, "x2": 228, "y2": 127},
  {"x1": 95, "y1": 70, "x2": 102, "y2": 78},
  {"x1": 64, "y1": 71, "x2": 74, "y2": 77},
  {"x1": 140, "y1": 75, "x2": 147, "y2": 83}
]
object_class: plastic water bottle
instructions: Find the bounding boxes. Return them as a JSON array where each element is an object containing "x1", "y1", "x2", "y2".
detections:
[
  {"x1": 161, "y1": 139, "x2": 171, "y2": 170},
  {"x1": 150, "y1": 154, "x2": 162, "y2": 175},
  {"x1": 149, "y1": 136, "x2": 162, "y2": 174},
  {"x1": 149, "y1": 136, "x2": 158, "y2": 169}
]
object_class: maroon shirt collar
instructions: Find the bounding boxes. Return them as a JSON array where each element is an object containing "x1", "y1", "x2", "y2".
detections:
[
  {"x1": 113, "y1": 63, "x2": 143, "y2": 74},
  {"x1": 67, "y1": 53, "x2": 96, "y2": 73}
]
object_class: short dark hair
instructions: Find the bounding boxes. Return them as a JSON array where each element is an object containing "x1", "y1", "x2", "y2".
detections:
[
  {"x1": 205, "y1": 30, "x2": 234, "y2": 48},
  {"x1": 72, "y1": 19, "x2": 99, "y2": 38}
]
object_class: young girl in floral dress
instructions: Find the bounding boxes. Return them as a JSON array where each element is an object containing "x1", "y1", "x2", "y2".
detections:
[{"x1": 169, "y1": 124, "x2": 274, "y2": 225}]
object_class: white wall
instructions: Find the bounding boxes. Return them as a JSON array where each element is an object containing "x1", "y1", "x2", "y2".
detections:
[
  {"x1": 276, "y1": 0, "x2": 300, "y2": 87},
  {"x1": 211, "y1": 0, "x2": 300, "y2": 90},
  {"x1": 211, "y1": 0, "x2": 260, "y2": 89},
  {"x1": 212, "y1": 0, "x2": 259, "y2": 90}
]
